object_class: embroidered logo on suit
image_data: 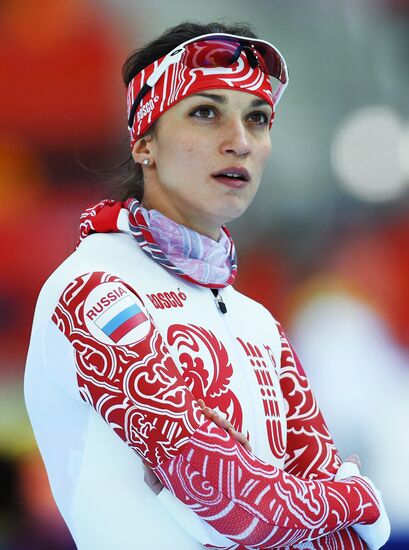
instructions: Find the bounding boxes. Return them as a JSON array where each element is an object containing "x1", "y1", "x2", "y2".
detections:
[{"x1": 167, "y1": 324, "x2": 244, "y2": 433}]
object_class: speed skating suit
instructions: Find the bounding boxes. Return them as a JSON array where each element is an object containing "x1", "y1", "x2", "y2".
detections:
[{"x1": 24, "y1": 202, "x2": 381, "y2": 550}]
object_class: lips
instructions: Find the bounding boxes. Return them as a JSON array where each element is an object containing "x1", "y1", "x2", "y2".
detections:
[{"x1": 211, "y1": 166, "x2": 250, "y2": 188}]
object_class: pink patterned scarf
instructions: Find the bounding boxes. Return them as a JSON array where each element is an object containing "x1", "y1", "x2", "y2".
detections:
[{"x1": 78, "y1": 198, "x2": 237, "y2": 288}]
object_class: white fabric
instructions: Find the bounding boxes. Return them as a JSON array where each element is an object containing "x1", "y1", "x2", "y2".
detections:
[
  {"x1": 157, "y1": 489, "x2": 236, "y2": 548},
  {"x1": 335, "y1": 462, "x2": 391, "y2": 549},
  {"x1": 25, "y1": 230, "x2": 286, "y2": 550}
]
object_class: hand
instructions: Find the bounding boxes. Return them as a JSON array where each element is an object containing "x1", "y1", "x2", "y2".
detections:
[
  {"x1": 142, "y1": 399, "x2": 252, "y2": 496},
  {"x1": 142, "y1": 459, "x2": 163, "y2": 495},
  {"x1": 334, "y1": 454, "x2": 362, "y2": 481},
  {"x1": 197, "y1": 399, "x2": 252, "y2": 452},
  {"x1": 336, "y1": 453, "x2": 391, "y2": 550},
  {"x1": 345, "y1": 453, "x2": 361, "y2": 469}
]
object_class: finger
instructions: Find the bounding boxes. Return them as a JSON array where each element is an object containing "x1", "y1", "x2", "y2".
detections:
[
  {"x1": 227, "y1": 427, "x2": 252, "y2": 452},
  {"x1": 201, "y1": 405, "x2": 217, "y2": 419},
  {"x1": 208, "y1": 412, "x2": 242, "y2": 439},
  {"x1": 346, "y1": 454, "x2": 360, "y2": 461},
  {"x1": 242, "y1": 439, "x2": 252, "y2": 452},
  {"x1": 233, "y1": 430, "x2": 250, "y2": 450},
  {"x1": 198, "y1": 403, "x2": 224, "y2": 422},
  {"x1": 144, "y1": 467, "x2": 158, "y2": 484},
  {"x1": 232, "y1": 432, "x2": 251, "y2": 450},
  {"x1": 142, "y1": 462, "x2": 153, "y2": 476},
  {"x1": 345, "y1": 454, "x2": 362, "y2": 469},
  {"x1": 198, "y1": 407, "x2": 252, "y2": 451},
  {"x1": 143, "y1": 464, "x2": 163, "y2": 486},
  {"x1": 199, "y1": 405, "x2": 232, "y2": 429},
  {"x1": 228, "y1": 426, "x2": 242, "y2": 440},
  {"x1": 142, "y1": 461, "x2": 159, "y2": 481},
  {"x1": 213, "y1": 414, "x2": 232, "y2": 430}
]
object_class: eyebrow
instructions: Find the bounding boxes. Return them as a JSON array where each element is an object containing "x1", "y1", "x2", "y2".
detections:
[{"x1": 190, "y1": 92, "x2": 271, "y2": 109}]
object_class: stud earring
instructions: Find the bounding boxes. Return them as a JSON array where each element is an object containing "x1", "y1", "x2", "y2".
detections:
[{"x1": 143, "y1": 159, "x2": 151, "y2": 166}]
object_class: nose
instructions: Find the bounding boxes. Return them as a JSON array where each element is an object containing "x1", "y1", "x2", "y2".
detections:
[{"x1": 219, "y1": 116, "x2": 251, "y2": 157}]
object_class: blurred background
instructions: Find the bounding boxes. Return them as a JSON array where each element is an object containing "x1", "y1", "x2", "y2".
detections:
[{"x1": 0, "y1": 0, "x2": 408, "y2": 547}]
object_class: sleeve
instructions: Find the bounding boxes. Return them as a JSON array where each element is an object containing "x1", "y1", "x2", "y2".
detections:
[
  {"x1": 277, "y1": 322, "x2": 373, "y2": 548},
  {"x1": 277, "y1": 322, "x2": 342, "y2": 480},
  {"x1": 51, "y1": 272, "x2": 381, "y2": 549},
  {"x1": 157, "y1": 488, "x2": 238, "y2": 549}
]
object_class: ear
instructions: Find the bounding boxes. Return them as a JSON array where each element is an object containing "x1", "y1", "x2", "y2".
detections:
[{"x1": 131, "y1": 133, "x2": 154, "y2": 165}]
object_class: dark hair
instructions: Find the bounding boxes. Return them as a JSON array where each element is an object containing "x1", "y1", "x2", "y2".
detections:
[{"x1": 115, "y1": 21, "x2": 258, "y2": 201}]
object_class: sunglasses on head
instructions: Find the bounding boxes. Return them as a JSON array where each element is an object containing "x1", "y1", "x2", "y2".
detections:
[{"x1": 127, "y1": 32, "x2": 289, "y2": 129}]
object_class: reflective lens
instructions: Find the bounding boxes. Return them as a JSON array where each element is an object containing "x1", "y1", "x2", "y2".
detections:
[
  {"x1": 180, "y1": 39, "x2": 242, "y2": 68},
  {"x1": 179, "y1": 37, "x2": 287, "y2": 84},
  {"x1": 252, "y1": 43, "x2": 285, "y2": 82}
]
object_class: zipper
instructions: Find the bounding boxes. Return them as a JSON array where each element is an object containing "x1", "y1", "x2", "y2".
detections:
[
  {"x1": 211, "y1": 288, "x2": 227, "y2": 314},
  {"x1": 209, "y1": 287, "x2": 257, "y2": 442}
]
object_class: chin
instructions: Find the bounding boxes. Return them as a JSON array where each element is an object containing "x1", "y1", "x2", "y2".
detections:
[
  {"x1": 222, "y1": 196, "x2": 253, "y2": 219},
  {"x1": 217, "y1": 205, "x2": 249, "y2": 226}
]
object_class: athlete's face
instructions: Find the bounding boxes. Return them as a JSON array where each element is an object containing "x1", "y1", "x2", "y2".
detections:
[{"x1": 133, "y1": 88, "x2": 273, "y2": 239}]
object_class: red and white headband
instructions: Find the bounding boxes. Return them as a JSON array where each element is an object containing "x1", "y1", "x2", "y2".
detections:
[{"x1": 126, "y1": 33, "x2": 289, "y2": 149}]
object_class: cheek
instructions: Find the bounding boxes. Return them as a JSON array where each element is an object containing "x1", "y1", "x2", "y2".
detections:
[
  {"x1": 254, "y1": 146, "x2": 271, "y2": 178},
  {"x1": 161, "y1": 129, "x2": 203, "y2": 160},
  {"x1": 156, "y1": 147, "x2": 206, "y2": 193},
  {"x1": 156, "y1": 139, "x2": 190, "y2": 176},
  {"x1": 162, "y1": 138, "x2": 209, "y2": 175},
  {"x1": 258, "y1": 139, "x2": 272, "y2": 165}
]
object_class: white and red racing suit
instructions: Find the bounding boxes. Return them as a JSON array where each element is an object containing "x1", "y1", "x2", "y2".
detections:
[{"x1": 24, "y1": 208, "x2": 382, "y2": 550}]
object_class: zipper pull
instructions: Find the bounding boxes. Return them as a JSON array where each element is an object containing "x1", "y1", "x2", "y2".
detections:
[{"x1": 211, "y1": 289, "x2": 227, "y2": 314}]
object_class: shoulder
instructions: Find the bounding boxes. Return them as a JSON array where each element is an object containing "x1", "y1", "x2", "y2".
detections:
[
  {"x1": 32, "y1": 232, "x2": 147, "y2": 329},
  {"x1": 52, "y1": 271, "x2": 153, "y2": 350}
]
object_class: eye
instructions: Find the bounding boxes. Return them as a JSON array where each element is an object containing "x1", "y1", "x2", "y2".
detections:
[
  {"x1": 247, "y1": 111, "x2": 269, "y2": 125},
  {"x1": 189, "y1": 105, "x2": 217, "y2": 119}
]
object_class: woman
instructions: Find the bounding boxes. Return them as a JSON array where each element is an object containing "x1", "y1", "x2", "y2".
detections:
[{"x1": 24, "y1": 21, "x2": 390, "y2": 550}]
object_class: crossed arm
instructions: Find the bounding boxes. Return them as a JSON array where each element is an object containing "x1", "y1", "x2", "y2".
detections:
[
  {"x1": 145, "y1": 321, "x2": 375, "y2": 549},
  {"x1": 276, "y1": 323, "x2": 370, "y2": 548},
  {"x1": 51, "y1": 272, "x2": 381, "y2": 548}
]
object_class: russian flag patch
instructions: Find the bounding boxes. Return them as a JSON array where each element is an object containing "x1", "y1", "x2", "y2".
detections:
[{"x1": 84, "y1": 281, "x2": 151, "y2": 346}]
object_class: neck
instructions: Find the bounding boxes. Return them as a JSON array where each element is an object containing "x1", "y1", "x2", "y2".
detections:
[
  {"x1": 141, "y1": 196, "x2": 221, "y2": 241},
  {"x1": 135, "y1": 201, "x2": 234, "y2": 286}
]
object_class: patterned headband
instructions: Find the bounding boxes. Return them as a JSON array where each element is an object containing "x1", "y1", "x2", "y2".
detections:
[{"x1": 126, "y1": 47, "x2": 275, "y2": 149}]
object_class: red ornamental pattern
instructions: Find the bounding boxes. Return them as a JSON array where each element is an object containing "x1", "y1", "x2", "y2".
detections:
[
  {"x1": 77, "y1": 199, "x2": 121, "y2": 245},
  {"x1": 277, "y1": 324, "x2": 342, "y2": 480},
  {"x1": 204, "y1": 528, "x2": 367, "y2": 550},
  {"x1": 156, "y1": 420, "x2": 378, "y2": 548},
  {"x1": 52, "y1": 271, "x2": 202, "y2": 467},
  {"x1": 52, "y1": 272, "x2": 380, "y2": 547},
  {"x1": 276, "y1": 323, "x2": 366, "y2": 548},
  {"x1": 237, "y1": 338, "x2": 286, "y2": 460},
  {"x1": 167, "y1": 324, "x2": 244, "y2": 433}
]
